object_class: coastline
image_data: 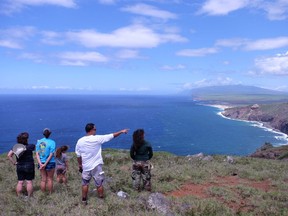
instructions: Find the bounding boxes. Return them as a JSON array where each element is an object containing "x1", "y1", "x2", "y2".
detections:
[
  {"x1": 205, "y1": 104, "x2": 232, "y2": 110},
  {"x1": 208, "y1": 104, "x2": 288, "y2": 146},
  {"x1": 200, "y1": 103, "x2": 288, "y2": 146}
]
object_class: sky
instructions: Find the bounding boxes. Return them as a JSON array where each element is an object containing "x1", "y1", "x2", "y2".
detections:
[{"x1": 1, "y1": 0, "x2": 288, "y2": 95}]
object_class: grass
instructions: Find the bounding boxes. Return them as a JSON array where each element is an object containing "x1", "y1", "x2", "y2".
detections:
[{"x1": 1, "y1": 149, "x2": 288, "y2": 215}]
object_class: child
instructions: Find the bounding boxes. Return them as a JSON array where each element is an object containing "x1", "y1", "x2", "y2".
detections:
[{"x1": 55, "y1": 145, "x2": 69, "y2": 184}]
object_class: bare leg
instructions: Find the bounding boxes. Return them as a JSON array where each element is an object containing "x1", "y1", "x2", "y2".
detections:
[
  {"x1": 82, "y1": 185, "x2": 89, "y2": 200},
  {"x1": 26, "y1": 180, "x2": 33, "y2": 197},
  {"x1": 97, "y1": 185, "x2": 104, "y2": 198},
  {"x1": 57, "y1": 174, "x2": 63, "y2": 184},
  {"x1": 40, "y1": 169, "x2": 47, "y2": 192},
  {"x1": 16, "y1": 180, "x2": 24, "y2": 196},
  {"x1": 63, "y1": 174, "x2": 67, "y2": 184},
  {"x1": 47, "y1": 169, "x2": 55, "y2": 194}
]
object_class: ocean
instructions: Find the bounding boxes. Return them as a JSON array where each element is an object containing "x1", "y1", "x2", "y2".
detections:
[{"x1": 0, "y1": 94, "x2": 287, "y2": 156}]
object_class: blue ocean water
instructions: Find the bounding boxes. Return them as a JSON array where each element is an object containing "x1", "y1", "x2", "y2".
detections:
[{"x1": 0, "y1": 95, "x2": 287, "y2": 156}]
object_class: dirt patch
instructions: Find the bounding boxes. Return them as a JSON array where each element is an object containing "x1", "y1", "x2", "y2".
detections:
[{"x1": 166, "y1": 175, "x2": 272, "y2": 212}]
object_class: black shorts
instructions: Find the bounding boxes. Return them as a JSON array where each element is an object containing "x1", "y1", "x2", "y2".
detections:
[
  {"x1": 16, "y1": 163, "x2": 35, "y2": 181},
  {"x1": 56, "y1": 165, "x2": 66, "y2": 175}
]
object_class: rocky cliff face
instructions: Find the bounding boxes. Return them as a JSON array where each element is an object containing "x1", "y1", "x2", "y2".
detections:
[
  {"x1": 250, "y1": 143, "x2": 288, "y2": 160},
  {"x1": 222, "y1": 103, "x2": 288, "y2": 135}
]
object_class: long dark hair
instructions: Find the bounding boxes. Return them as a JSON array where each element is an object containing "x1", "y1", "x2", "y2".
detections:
[
  {"x1": 132, "y1": 129, "x2": 144, "y2": 150},
  {"x1": 17, "y1": 132, "x2": 29, "y2": 145},
  {"x1": 56, "y1": 145, "x2": 69, "y2": 158}
]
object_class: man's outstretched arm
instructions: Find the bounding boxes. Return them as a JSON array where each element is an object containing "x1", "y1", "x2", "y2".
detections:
[{"x1": 113, "y1": 129, "x2": 129, "y2": 138}]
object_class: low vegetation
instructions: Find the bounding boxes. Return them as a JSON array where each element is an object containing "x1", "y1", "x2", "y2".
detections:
[{"x1": 1, "y1": 149, "x2": 288, "y2": 215}]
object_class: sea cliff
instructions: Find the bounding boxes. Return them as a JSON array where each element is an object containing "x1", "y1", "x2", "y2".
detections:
[{"x1": 222, "y1": 103, "x2": 288, "y2": 135}]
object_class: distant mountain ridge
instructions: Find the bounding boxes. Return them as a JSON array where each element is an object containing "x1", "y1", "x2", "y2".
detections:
[
  {"x1": 190, "y1": 85, "x2": 286, "y2": 95},
  {"x1": 189, "y1": 85, "x2": 288, "y2": 105}
]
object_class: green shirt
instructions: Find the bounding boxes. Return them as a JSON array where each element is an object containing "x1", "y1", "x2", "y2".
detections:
[{"x1": 130, "y1": 140, "x2": 153, "y2": 161}]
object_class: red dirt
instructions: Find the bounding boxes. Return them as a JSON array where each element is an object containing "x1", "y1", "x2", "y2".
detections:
[{"x1": 166, "y1": 175, "x2": 272, "y2": 212}]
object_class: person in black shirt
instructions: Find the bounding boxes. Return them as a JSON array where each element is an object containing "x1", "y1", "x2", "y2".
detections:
[
  {"x1": 130, "y1": 129, "x2": 153, "y2": 191},
  {"x1": 7, "y1": 132, "x2": 35, "y2": 197}
]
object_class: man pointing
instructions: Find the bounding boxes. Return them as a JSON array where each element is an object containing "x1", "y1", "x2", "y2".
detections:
[{"x1": 75, "y1": 122, "x2": 129, "y2": 205}]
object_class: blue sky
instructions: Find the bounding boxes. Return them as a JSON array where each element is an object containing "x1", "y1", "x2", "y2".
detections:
[{"x1": 1, "y1": 0, "x2": 288, "y2": 95}]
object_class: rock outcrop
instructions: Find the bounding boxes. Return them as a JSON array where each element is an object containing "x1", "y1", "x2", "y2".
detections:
[
  {"x1": 222, "y1": 103, "x2": 288, "y2": 135},
  {"x1": 250, "y1": 143, "x2": 288, "y2": 160}
]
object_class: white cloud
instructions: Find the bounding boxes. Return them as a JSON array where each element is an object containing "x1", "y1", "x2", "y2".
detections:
[
  {"x1": 215, "y1": 38, "x2": 249, "y2": 49},
  {"x1": 135, "y1": 87, "x2": 151, "y2": 92},
  {"x1": 245, "y1": 37, "x2": 288, "y2": 50},
  {"x1": 41, "y1": 31, "x2": 65, "y2": 45},
  {"x1": 31, "y1": 85, "x2": 49, "y2": 89},
  {"x1": 26, "y1": 85, "x2": 77, "y2": 90},
  {"x1": 160, "y1": 64, "x2": 186, "y2": 71},
  {"x1": 0, "y1": 26, "x2": 36, "y2": 49},
  {"x1": 176, "y1": 47, "x2": 218, "y2": 57},
  {"x1": 121, "y1": 3, "x2": 177, "y2": 20},
  {"x1": 0, "y1": 40, "x2": 22, "y2": 49},
  {"x1": 19, "y1": 52, "x2": 44, "y2": 63},
  {"x1": 67, "y1": 24, "x2": 186, "y2": 48},
  {"x1": 274, "y1": 85, "x2": 288, "y2": 91},
  {"x1": 115, "y1": 49, "x2": 141, "y2": 59},
  {"x1": 256, "y1": 0, "x2": 288, "y2": 20},
  {"x1": 0, "y1": 26, "x2": 36, "y2": 38},
  {"x1": 199, "y1": 0, "x2": 249, "y2": 15},
  {"x1": 195, "y1": 77, "x2": 234, "y2": 87},
  {"x1": 66, "y1": 26, "x2": 159, "y2": 48},
  {"x1": 216, "y1": 37, "x2": 288, "y2": 51},
  {"x1": 198, "y1": 0, "x2": 288, "y2": 20},
  {"x1": 55, "y1": 86, "x2": 73, "y2": 90},
  {"x1": 98, "y1": 0, "x2": 116, "y2": 5},
  {"x1": 0, "y1": 0, "x2": 76, "y2": 14},
  {"x1": 182, "y1": 77, "x2": 236, "y2": 90},
  {"x1": 15, "y1": 0, "x2": 76, "y2": 7},
  {"x1": 58, "y1": 51, "x2": 108, "y2": 66},
  {"x1": 60, "y1": 60, "x2": 87, "y2": 66},
  {"x1": 254, "y1": 52, "x2": 288, "y2": 75},
  {"x1": 119, "y1": 87, "x2": 151, "y2": 92}
]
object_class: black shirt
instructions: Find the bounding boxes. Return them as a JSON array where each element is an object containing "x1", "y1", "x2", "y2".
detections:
[{"x1": 16, "y1": 144, "x2": 35, "y2": 165}]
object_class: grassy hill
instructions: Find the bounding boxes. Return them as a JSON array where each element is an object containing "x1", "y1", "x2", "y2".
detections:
[{"x1": 1, "y1": 149, "x2": 288, "y2": 215}]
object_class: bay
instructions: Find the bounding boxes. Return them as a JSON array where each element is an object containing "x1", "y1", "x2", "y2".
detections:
[{"x1": 0, "y1": 94, "x2": 287, "y2": 156}]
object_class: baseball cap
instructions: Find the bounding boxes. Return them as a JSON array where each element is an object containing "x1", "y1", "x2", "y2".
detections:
[{"x1": 43, "y1": 128, "x2": 51, "y2": 133}]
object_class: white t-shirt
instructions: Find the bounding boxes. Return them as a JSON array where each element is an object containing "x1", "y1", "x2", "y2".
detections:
[{"x1": 75, "y1": 134, "x2": 114, "y2": 171}]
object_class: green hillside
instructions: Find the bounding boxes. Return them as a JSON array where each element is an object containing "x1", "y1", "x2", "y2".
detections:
[{"x1": 1, "y1": 149, "x2": 288, "y2": 215}]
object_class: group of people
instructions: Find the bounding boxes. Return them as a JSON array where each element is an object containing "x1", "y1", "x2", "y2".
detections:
[
  {"x1": 7, "y1": 123, "x2": 153, "y2": 205},
  {"x1": 7, "y1": 128, "x2": 69, "y2": 197}
]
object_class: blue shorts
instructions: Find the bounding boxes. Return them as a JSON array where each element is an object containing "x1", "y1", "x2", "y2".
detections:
[{"x1": 38, "y1": 162, "x2": 56, "y2": 171}]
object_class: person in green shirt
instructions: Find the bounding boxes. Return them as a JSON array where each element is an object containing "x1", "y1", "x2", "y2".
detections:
[{"x1": 130, "y1": 129, "x2": 153, "y2": 191}]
